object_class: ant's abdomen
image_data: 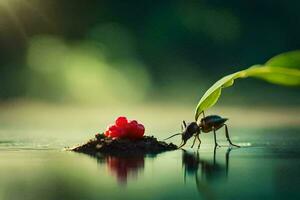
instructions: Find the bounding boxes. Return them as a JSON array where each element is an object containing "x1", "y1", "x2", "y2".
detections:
[{"x1": 201, "y1": 115, "x2": 228, "y2": 133}]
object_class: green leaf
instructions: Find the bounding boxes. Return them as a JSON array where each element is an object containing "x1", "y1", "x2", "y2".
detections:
[
  {"x1": 266, "y1": 50, "x2": 300, "y2": 69},
  {"x1": 195, "y1": 51, "x2": 300, "y2": 121},
  {"x1": 246, "y1": 65, "x2": 300, "y2": 86},
  {"x1": 194, "y1": 70, "x2": 247, "y2": 120}
]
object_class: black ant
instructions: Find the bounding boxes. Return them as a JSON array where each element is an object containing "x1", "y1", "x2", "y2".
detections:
[{"x1": 165, "y1": 112, "x2": 240, "y2": 148}]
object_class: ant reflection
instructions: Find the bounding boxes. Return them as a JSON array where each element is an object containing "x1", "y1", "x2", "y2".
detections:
[
  {"x1": 182, "y1": 147, "x2": 232, "y2": 199},
  {"x1": 93, "y1": 153, "x2": 145, "y2": 185}
]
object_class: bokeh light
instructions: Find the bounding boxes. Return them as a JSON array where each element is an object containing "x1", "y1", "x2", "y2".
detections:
[{"x1": 26, "y1": 28, "x2": 151, "y2": 104}]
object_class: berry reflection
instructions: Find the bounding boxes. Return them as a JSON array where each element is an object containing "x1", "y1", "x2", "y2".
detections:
[
  {"x1": 106, "y1": 155, "x2": 144, "y2": 184},
  {"x1": 93, "y1": 153, "x2": 145, "y2": 185}
]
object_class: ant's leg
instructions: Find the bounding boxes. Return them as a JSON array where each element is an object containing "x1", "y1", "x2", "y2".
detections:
[
  {"x1": 178, "y1": 140, "x2": 187, "y2": 148},
  {"x1": 213, "y1": 127, "x2": 220, "y2": 147},
  {"x1": 178, "y1": 140, "x2": 183, "y2": 147},
  {"x1": 224, "y1": 124, "x2": 240, "y2": 148},
  {"x1": 202, "y1": 111, "x2": 206, "y2": 118},
  {"x1": 191, "y1": 136, "x2": 197, "y2": 148},
  {"x1": 196, "y1": 134, "x2": 201, "y2": 149}
]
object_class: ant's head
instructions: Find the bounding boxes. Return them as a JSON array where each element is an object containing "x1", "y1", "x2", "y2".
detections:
[
  {"x1": 164, "y1": 121, "x2": 201, "y2": 147},
  {"x1": 181, "y1": 122, "x2": 200, "y2": 143}
]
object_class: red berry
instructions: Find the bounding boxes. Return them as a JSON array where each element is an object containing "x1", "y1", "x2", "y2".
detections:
[
  {"x1": 105, "y1": 117, "x2": 145, "y2": 139},
  {"x1": 124, "y1": 120, "x2": 137, "y2": 139},
  {"x1": 117, "y1": 128, "x2": 126, "y2": 138},
  {"x1": 115, "y1": 116, "x2": 128, "y2": 128},
  {"x1": 108, "y1": 124, "x2": 117, "y2": 131},
  {"x1": 128, "y1": 120, "x2": 138, "y2": 132},
  {"x1": 109, "y1": 130, "x2": 118, "y2": 138},
  {"x1": 136, "y1": 124, "x2": 145, "y2": 138},
  {"x1": 104, "y1": 130, "x2": 110, "y2": 137},
  {"x1": 107, "y1": 125, "x2": 124, "y2": 138}
]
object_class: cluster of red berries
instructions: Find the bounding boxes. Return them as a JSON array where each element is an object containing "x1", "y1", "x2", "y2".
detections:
[{"x1": 104, "y1": 116, "x2": 145, "y2": 139}]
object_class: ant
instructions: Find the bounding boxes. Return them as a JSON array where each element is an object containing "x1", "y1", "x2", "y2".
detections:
[{"x1": 165, "y1": 111, "x2": 240, "y2": 148}]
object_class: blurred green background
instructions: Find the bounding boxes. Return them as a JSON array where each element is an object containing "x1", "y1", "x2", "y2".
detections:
[
  {"x1": 1, "y1": 0, "x2": 300, "y2": 106},
  {"x1": 0, "y1": 2, "x2": 300, "y2": 199}
]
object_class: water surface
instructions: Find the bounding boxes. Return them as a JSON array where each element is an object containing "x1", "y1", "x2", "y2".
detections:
[{"x1": 0, "y1": 127, "x2": 300, "y2": 200}]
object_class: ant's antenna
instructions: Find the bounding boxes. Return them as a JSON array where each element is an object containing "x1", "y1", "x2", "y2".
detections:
[{"x1": 164, "y1": 133, "x2": 181, "y2": 140}]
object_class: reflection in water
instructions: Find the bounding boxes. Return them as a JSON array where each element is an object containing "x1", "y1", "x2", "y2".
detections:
[
  {"x1": 106, "y1": 155, "x2": 144, "y2": 184},
  {"x1": 92, "y1": 153, "x2": 146, "y2": 185},
  {"x1": 182, "y1": 147, "x2": 232, "y2": 200}
]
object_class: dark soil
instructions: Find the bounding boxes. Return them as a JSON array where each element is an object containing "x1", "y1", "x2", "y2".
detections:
[{"x1": 70, "y1": 133, "x2": 178, "y2": 156}]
